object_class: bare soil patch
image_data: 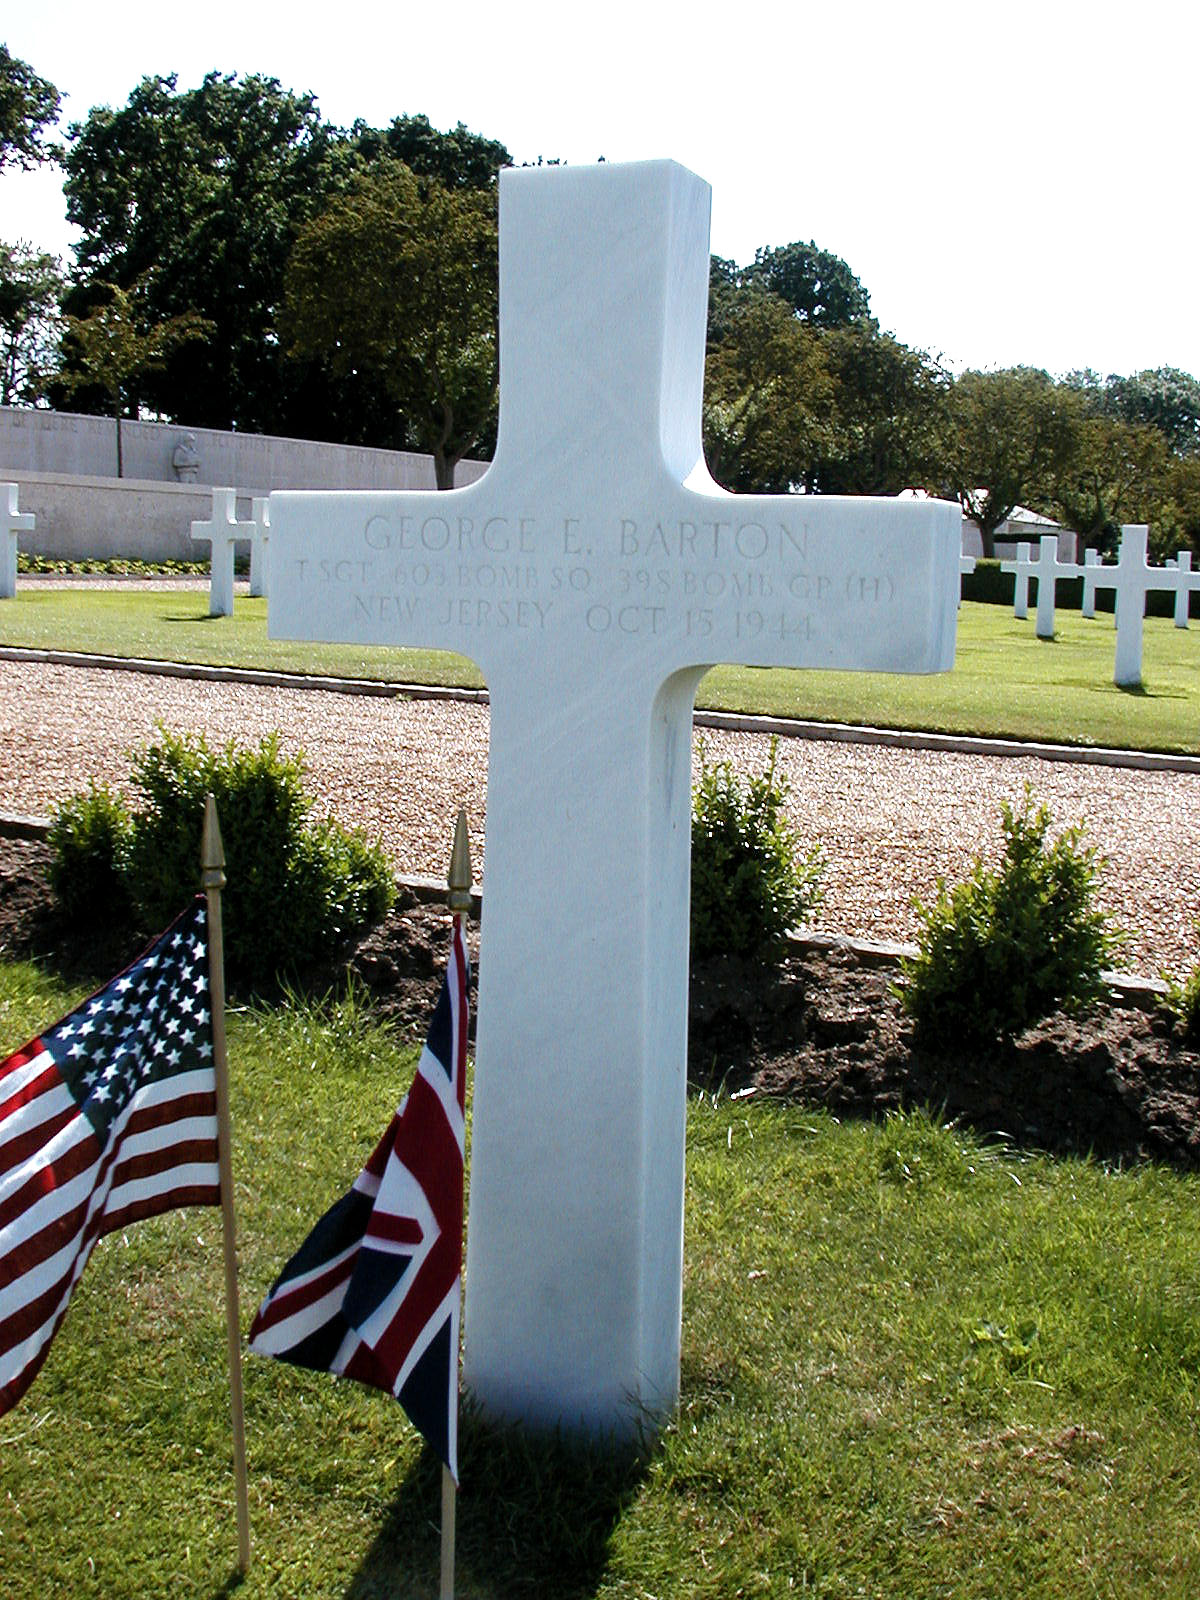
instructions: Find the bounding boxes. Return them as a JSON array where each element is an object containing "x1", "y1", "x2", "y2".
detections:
[{"x1": 3, "y1": 836, "x2": 1197, "y2": 1171}]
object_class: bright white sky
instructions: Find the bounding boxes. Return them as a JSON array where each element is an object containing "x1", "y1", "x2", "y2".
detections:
[{"x1": 2, "y1": 1, "x2": 1197, "y2": 380}]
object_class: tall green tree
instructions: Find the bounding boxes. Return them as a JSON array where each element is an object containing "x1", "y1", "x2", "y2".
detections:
[
  {"x1": 811, "y1": 323, "x2": 949, "y2": 496},
  {"x1": 0, "y1": 240, "x2": 63, "y2": 404},
  {"x1": 284, "y1": 159, "x2": 498, "y2": 488},
  {"x1": 1158, "y1": 457, "x2": 1200, "y2": 558},
  {"x1": 935, "y1": 368, "x2": 1081, "y2": 556},
  {"x1": 703, "y1": 292, "x2": 835, "y2": 492},
  {"x1": 61, "y1": 77, "x2": 513, "y2": 445},
  {"x1": 742, "y1": 240, "x2": 871, "y2": 329},
  {"x1": 61, "y1": 72, "x2": 358, "y2": 436},
  {"x1": 0, "y1": 44, "x2": 60, "y2": 170},
  {"x1": 1101, "y1": 367, "x2": 1200, "y2": 458},
  {"x1": 350, "y1": 112, "x2": 510, "y2": 190},
  {"x1": 58, "y1": 279, "x2": 210, "y2": 475},
  {"x1": 707, "y1": 255, "x2": 744, "y2": 345},
  {"x1": 1044, "y1": 416, "x2": 1168, "y2": 554}
]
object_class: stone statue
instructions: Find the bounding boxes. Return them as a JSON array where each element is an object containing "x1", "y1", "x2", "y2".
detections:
[{"x1": 172, "y1": 433, "x2": 200, "y2": 483}]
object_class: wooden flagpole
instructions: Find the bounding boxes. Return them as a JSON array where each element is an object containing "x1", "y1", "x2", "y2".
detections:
[
  {"x1": 202, "y1": 794, "x2": 251, "y2": 1575},
  {"x1": 441, "y1": 806, "x2": 473, "y2": 1600}
]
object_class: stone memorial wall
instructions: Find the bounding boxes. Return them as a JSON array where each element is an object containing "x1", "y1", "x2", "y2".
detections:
[{"x1": 0, "y1": 405, "x2": 486, "y2": 563}]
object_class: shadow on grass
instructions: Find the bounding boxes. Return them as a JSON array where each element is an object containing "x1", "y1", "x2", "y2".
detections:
[
  {"x1": 1114, "y1": 680, "x2": 1193, "y2": 703},
  {"x1": 207, "y1": 1569, "x2": 247, "y2": 1599},
  {"x1": 346, "y1": 1402, "x2": 651, "y2": 1600}
]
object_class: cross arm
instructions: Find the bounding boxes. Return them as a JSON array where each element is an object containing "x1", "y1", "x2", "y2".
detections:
[{"x1": 268, "y1": 480, "x2": 961, "y2": 685}]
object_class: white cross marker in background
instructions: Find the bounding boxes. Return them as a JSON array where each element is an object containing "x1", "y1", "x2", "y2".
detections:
[
  {"x1": 1000, "y1": 541, "x2": 1034, "y2": 620},
  {"x1": 1089, "y1": 525, "x2": 1180, "y2": 686},
  {"x1": 1166, "y1": 549, "x2": 1200, "y2": 628},
  {"x1": 1081, "y1": 547, "x2": 1102, "y2": 618},
  {"x1": 2, "y1": 483, "x2": 35, "y2": 599},
  {"x1": 191, "y1": 488, "x2": 254, "y2": 616},
  {"x1": 1028, "y1": 534, "x2": 1082, "y2": 639},
  {"x1": 249, "y1": 497, "x2": 270, "y2": 599}
]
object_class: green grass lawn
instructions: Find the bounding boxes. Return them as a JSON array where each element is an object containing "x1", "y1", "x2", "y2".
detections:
[
  {"x1": 2, "y1": 962, "x2": 1198, "y2": 1598},
  {"x1": 2, "y1": 589, "x2": 1199, "y2": 753}
]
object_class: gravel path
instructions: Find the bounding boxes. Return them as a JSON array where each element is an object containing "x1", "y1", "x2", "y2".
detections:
[{"x1": 3, "y1": 658, "x2": 1198, "y2": 978}]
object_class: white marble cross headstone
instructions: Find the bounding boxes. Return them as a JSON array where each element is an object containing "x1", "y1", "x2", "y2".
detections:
[
  {"x1": 958, "y1": 542, "x2": 976, "y2": 608},
  {"x1": 1000, "y1": 541, "x2": 1035, "y2": 620},
  {"x1": 1027, "y1": 534, "x2": 1082, "y2": 639},
  {"x1": 1166, "y1": 549, "x2": 1200, "y2": 628},
  {"x1": 249, "y1": 497, "x2": 271, "y2": 599},
  {"x1": 2, "y1": 483, "x2": 35, "y2": 600},
  {"x1": 1080, "y1": 547, "x2": 1101, "y2": 619},
  {"x1": 1089, "y1": 524, "x2": 1179, "y2": 686},
  {"x1": 191, "y1": 487, "x2": 254, "y2": 616},
  {"x1": 268, "y1": 161, "x2": 960, "y2": 1437}
]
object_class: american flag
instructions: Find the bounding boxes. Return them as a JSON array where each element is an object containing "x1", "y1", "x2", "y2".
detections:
[
  {"x1": 0, "y1": 900, "x2": 219, "y2": 1416},
  {"x1": 249, "y1": 916, "x2": 468, "y2": 1480}
]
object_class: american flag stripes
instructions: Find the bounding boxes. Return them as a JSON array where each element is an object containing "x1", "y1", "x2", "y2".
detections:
[
  {"x1": 249, "y1": 915, "x2": 469, "y2": 1480},
  {"x1": 0, "y1": 900, "x2": 219, "y2": 1415}
]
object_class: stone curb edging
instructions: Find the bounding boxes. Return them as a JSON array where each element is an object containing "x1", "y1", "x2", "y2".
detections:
[
  {"x1": 1, "y1": 644, "x2": 1196, "y2": 772},
  {"x1": 0, "y1": 645, "x2": 488, "y2": 704},
  {"x1": 0, "y1": 808, "x2": 1168, "y2": 1010},
  {"x1": 790, "y1": 927, "x2": 1168, "y2": 1014},
  {"x1": 694, "y1": 709, "x2": 1200, "y2": 774}
]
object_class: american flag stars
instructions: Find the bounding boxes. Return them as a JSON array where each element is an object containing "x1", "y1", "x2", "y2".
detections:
[{"x1": 43, "y1": 906, "x2": 212, "y2": 1146}]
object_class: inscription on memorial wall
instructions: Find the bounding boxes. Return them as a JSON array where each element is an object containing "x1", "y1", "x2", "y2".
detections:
[{"x1": 288, "y1": 507, "x2": 902, "y2": 646}]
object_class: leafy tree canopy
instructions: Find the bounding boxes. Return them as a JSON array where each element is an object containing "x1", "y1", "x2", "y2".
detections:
[
  {"x1": 61, "y1": 72, "x2": 353, "y2": 436},
  {"x1": 0, "y1": 239, "x2": 63, "y2": 405},
  {"x1": 350, "y1": 112, "x2": 511, "y2": 190},
  {"x1": 703, "y1": 291, "x2": 835, "y2": 493},
  {"x1": 1160, "y1": 456, "x2": 1200, "y2": 559},
  {"x1": 284, "y1": 158, "x2": 499, "y2": 487},
  {"x1": 934, "y1": 367, "x2": 1081, "y2": 556},
  {"x1": 743, "y1": 240, "x2": 871, "y2": 329},
  {"x1": 0, "y1": 44, "x2": 60, "y2": 171},
  {"x1": 59, "y1": 75, "x2": 514, "y2": 447},
  {"x1": 809, "y1": 322, "x2": 949, "y2": 496},
  {"x1": 1101, "y1": 367, "x2": 1200, "y2": 458},
  {"x1": 58, "y1": 278, "x2": 211, "y2": 475},
  {"x1": 1043, "y1": 415, "x2": 1168, "y2": 553},
  {"x1": 705, "y1": 239, "x2": 944, "y2": 495}
]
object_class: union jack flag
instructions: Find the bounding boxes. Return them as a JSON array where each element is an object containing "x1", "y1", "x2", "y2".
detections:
[
  {"x1": 0, "y1": 901, "x2": 219, "y2": 1415},
  {"x1": 249, "y1": 916, "x2": 469, "y2": 1480}
]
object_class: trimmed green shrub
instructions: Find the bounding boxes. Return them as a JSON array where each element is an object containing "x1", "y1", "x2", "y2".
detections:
[
  {"x1": 690, "y1": 738, "x2": 825, "y2": 962},
  {"x1": 899, "y1": 787, "x2": 1123, "y2": 1046},
  {"x1": 46, "y1": 781, "x2": 135, "y2": 926},
  {"x1": 1163, "y1": 948, "x2": 1200, "y2": 1045},
  {"x1": 48, "y1": 728, "x2": 394, "y2": 989}
]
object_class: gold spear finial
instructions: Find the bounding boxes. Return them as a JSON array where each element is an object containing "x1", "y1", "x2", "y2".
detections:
[{"x1": 447, "y1": 806, "x2": 473, "y2": 917}]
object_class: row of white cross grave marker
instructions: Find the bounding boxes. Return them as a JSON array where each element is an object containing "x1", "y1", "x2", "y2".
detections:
[
  {"x1": 0, "y1": 483, "x2": 271, "y2": 609},
  {"x1": 189, "y1": 489, "x2": 271, "y2": 612},
  {"x1": 1, "y1": 483, "x2": 35, "y2": 599},
  {"x1": 998, "y1": 527, "x2": 1200, "y2": 686}
]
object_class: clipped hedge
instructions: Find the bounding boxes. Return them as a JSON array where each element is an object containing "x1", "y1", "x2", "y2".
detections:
[
  {"x1": 46, "y1": 781, "x2": 136, "y2": 927},
  {"x1": 899, "y1": 787, "x2": 1123, "y2": 1046},
  {"x1": 48, "y1": 728, "x2": 394, "y2": 990},
  {"x1": 690, "y1": 738, "x2": 825, "y2": 963}
]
